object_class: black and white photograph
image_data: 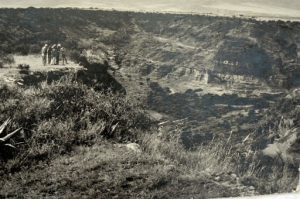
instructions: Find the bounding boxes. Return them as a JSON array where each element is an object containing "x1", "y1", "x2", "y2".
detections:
[{"x1": 1, "y1": 1, "x2": 300, "y2": 198}]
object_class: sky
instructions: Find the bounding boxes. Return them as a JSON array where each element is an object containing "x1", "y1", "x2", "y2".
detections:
[{"x1": 0, "y1": 0, "x2": 300, "y2": 19}]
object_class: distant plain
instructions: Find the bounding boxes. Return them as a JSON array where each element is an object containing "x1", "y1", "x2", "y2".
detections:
[{"x1": 1, "y1": 0, "x2": 300, "y2": 20}]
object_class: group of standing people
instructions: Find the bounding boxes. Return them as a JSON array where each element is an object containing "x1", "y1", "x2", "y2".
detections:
[{"x1": 41, "y1": 43, "x2": 68, "y2": 66}]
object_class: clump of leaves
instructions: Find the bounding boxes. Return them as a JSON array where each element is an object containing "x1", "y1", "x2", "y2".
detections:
[{"x1": 0, "y1": 119, "x2": 22, "y2": 150}]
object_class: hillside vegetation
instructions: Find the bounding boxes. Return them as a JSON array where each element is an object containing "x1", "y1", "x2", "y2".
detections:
[
  {"x1": 0, "y1": 73, "x2": 254, "y2": 198},
  {"x1": 1, "y1": 8, "x2": 300, "y2": 198},
  {"x1": 1, "y1": 8, "x2": 300, "y2": 87}
]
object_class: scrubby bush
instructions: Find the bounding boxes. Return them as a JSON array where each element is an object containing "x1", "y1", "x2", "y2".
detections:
[
  {"x1": 0, "y1": 75, "x2": 151, "y2": 171},
  {"x1": 0, "y1": 119, "x2": 22, "y2": 161},
  {"x1": 0, "y1": 54, "x2": 15, "y2": 67},
  {"x1": 17, "y1": 64, "x2": 30, "y2": 71},
  {"x1": 2, "y1": 54, "x2": 15, "y2": 65},
  {"x1": 68, "y1": 49, "x2": 81, "y2": 63},
  {"x1": 28, "y1": 44, "x2": 41, "y2": 54}
]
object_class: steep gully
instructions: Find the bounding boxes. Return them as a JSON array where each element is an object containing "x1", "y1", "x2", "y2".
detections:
[{"x1": 107, "y1": 17, "x2": 300, "y2": 150}]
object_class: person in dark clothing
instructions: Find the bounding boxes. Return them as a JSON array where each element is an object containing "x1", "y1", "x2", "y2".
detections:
[
  {"x1": 56, "y1": 44, "x2": 61, "y2": 65},
  {"x1": 47, "y1": 45, "x2": 52, "y2": 64},
  {"x1": 60, "y1": 47, "x2": 68, "y2": 65}
]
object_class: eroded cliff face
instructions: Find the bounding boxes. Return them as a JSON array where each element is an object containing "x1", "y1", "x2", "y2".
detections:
[
  {"x1": 121, "y1": 15, "x2": 300, "y2": 89},
  {"x1": 1, "y1": 8, "x2": 299, "y2": 147},
  {"x1": 1, "y1": 9, "x2": 300, "y2": 196},
  {"x1": 112, "y1": 14, "x2": 300, "y2": 147}
]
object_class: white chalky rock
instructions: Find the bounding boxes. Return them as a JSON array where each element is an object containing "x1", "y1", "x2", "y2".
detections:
[{"x1": 125, "y1": 143, "x2": 142, "y2": 153}]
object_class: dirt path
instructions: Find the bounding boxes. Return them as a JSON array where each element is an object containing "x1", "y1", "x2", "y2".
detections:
[
  {"x1": 0, "y1": 55, "x2": 82, "y2": 85},
  {"x1": 13, "y1": 55, "x2": 82, "y2": 71}
]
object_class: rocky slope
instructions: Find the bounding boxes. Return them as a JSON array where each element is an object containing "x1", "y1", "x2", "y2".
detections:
[
  {"x1": 1, "y1": 8, "x2": 300, "y2": 196},
  {"x1": 1, "y1": 8, "x2": 300, "y2": 148},
  {"x1": 113, "y1": 13, "x2": 300, "y2": 148}
]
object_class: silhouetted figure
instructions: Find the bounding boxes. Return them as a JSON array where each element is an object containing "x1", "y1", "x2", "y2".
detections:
[
  {"x1": 47, "y1": 45, "x2": 52, "y2": 64},
  {"x1": 60, "y1": 47, "x2": 68, "y2": 65},
  {"x1": 56, "y1": 44, "x2": 61, "y2": 65},
  {"x1": 41, "y1": 44, "x2": 48, "y2": 66}
]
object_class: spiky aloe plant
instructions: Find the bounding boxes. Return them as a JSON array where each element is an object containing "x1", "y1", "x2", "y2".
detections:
[{"x1": 0, "y1": 119, "x2": 22, "y2": 149}]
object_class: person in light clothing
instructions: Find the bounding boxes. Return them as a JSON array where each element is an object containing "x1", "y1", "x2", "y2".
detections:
[
  {"x1": 60, "y1": 47, "x2": 68, "y2": 65},
  {"x1": 41, "y1": 44, "x2": 48, "y2": 66},
  {"x1": 47, "y1": 45, "x2": 52, "y2": 64},
  {"x1": 51, "y1": 44, "x2": 57, "y2": 65}
]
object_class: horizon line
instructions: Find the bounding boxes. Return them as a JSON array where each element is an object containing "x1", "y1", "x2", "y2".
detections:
[{"x1": 1, "y1": 6, "x2": 300, "y2": 22}]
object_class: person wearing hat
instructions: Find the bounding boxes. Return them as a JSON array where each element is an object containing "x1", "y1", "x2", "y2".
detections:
[
  {"x1": 47, "y1": 44, "x2": 52, "y2": 65},
  {"x1": 51, "y1": 44, "x2": 57, "y2": 65},
  {"x1": 56, "y1": 43, "x2": 61, "y2": 65},
  {"x1": 41, "y1": 44, "x2": 48, "y2": 66},
  {"x1": 60, "y1": 46, "x2": 68, "y2": 65}
]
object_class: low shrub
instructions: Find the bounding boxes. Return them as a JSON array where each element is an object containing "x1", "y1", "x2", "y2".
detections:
[
  {"x1": 0, "y1": 75, "x2": 152, "y2": 171},
  {"x1": 17, "y1": 64, "x2": 30, "y2": 70},
  {"x1": 0, "y1": 54, "x2": 15, "y2": 67},
  {"x1": 0, "y1": 119, "x2": 22, "y2": 161},
  {"x1": 68, "y1": 49, "x2": 81, "y2": 63}
]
